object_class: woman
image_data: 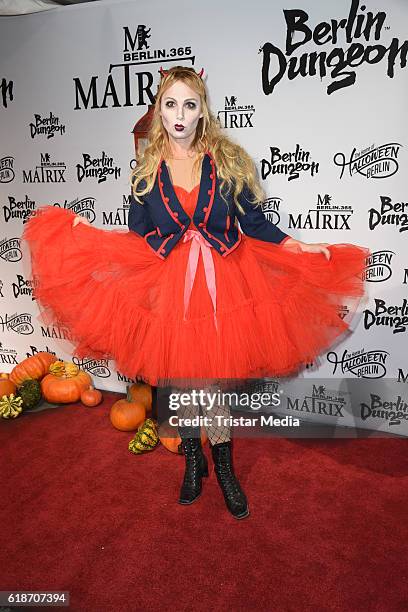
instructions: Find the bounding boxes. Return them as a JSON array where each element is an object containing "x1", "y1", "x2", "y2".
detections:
[{"x1": 22, "y1": 65, "x2": 370, "y2": 521}]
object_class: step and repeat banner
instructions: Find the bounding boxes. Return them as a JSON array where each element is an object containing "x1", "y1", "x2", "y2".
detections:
[{"x1": 1, "y1": 0, "x2": 407, "y2": 435}]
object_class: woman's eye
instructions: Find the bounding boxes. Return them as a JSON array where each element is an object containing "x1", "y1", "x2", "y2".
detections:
[{"x1": 165, "y1": 101, "x2": 196, "y2": 109}]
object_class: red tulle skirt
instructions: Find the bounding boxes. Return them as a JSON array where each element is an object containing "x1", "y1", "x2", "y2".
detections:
[{"x1": 21, "y1": 190, "x2": 370, "y2": 389}]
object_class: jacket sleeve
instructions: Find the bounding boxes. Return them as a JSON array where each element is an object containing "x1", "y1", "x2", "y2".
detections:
[
  {"x1": 128, "y1": 188, "x2": 154, "y2": 237},
  {"x1": 235, "y1": 184, "x2": 290, "y2": 244}
]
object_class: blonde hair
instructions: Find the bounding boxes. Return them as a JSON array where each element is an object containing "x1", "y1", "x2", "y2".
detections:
[{"x1": 129, "y1": 65, "x2": 265, "y2": 215}]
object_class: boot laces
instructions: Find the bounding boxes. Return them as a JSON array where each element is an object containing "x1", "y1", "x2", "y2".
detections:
[{"x1": 215, "y1": 448, "x2": 243, "y2": 496}]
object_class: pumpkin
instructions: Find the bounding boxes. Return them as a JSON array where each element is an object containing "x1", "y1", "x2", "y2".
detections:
[
  {"x1": 17, "y1": 379, "x2": 42, "y2": 411},
  {"x1": 128, "y1": 418, "x2": 160, "y2": 454},
  {"x1": 9, "y1": 352, "x2": 57, "y2": 386},
  {"x1": 0, "y1": 374, "x2": 16, "y2": 398},
  {"x1": 49, "y1": 360, "x2": 80, "y2": 378},
  {"x1": 80, "y1": 385, "x2": 102, "y2": 407},
  {"x1": 127, "y1": 382, "x2": 152, "y2": 412},
  {"x1": 110, "y1": 387, "x2": 146, "y2": 431},
  {"x1": 41, "y1": 369, "x2": 92, "y2": 404},
  {"x1": 0, "y1": 393, "x2": 23, "y2": 419},
  {"x1": 158, "y1": 420, "x2": 208, "y2": 454}
]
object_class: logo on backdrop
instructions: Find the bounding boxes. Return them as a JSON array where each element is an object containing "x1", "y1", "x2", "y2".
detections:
[
  {"x1": 73, "y1": 25, "x2": 195, "y2": 109},
  {"x1": 260, "y1": 197, "x2": 284, "y2": 226},
  {"x1": 0, "y1": 312, "x2": 34, "y2": 334},
  {"x1": 259, "y1": 0, "x2": 408, "y2": 96},
  {"x1": 368, "y1": 196, "x2": 408, "y2": 233},
  {"x1": 29, "y1": 111, "x2": 66, "y2": 140},
  {"x1": 4, "y1": 195, "x2": 36, "y2": 223},
  {"x1": 103, "y1": 194, "x2": 132, "y2": 226},
  {"x1": 334, "y1": 143, "x2": 402, "y2": 179},
  {"x1": 327, "y1": 347, "x2": 389, "y2": 378},
  {"x1": 22, "y1": 347, "x2": 58, "y2": 362},
  {"x1": 0, "y1": 237, "x2": 22, "y2": 262},
  {"x1": 285, "y1": 384, "x2": 348, "y2": 419},
  {"x1": 72, "y1": 357, "x2": 112, "y2": 378},
  {"x1": 364, "y1": 298, "x2": 408, "y2": 334},
  {"x1": 0, "y1": 78, "x2": 13, "y2": 108},
  {"x1": 0, "y1": 342, "x2": 19, "y2": 365},
  {"x1": 12, "y1": 275, "x2": 36, "y2": 300},
  {"x1": 23, "y1": 153, "x2": 66, "y2": 183},
  {"x1": 62, "y1": 196, "x2": 97, "y2": 222},
  {"x1": 261, "y1": 144, "x2": 319, "y2": 180},
  {"x1": 364, "y1": 250, "x2": 395, "y2": 282},
  {"x1": 216, "y1": 96, "x2": 255, "y2": 129},
  {"x1": 0, "y1": 156, "x2": 15, "y2": 183},
  {"x1": 360, "y1": 393, "x2": 408, "y2": 427},
  {"x1": 76, "y1": 151, "x2": 121, "y2": 183},
  {"x1": 287, "y1": 193, "x2": 354, "y2": 230}
]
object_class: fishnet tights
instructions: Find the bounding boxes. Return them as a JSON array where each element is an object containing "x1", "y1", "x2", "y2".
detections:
[{"x1": 173, "y1": 386, "x2": 231, "y2": 445}]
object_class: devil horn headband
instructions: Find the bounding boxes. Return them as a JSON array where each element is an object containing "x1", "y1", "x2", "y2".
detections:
[{"x1": 159, "y1": 66, "x2": 204, "y2": 78}]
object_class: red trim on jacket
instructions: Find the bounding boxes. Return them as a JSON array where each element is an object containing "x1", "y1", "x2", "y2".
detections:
[{"x1": 158, "y1": 164, "x2": 185, "y2": 230}]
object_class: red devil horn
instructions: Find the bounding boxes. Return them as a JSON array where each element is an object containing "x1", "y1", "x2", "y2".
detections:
[
  {"x1": 159, "y1": 66, "x2": 168, "y2": 78},
  {"x1": 198, "y1": 68, "x2": 204, "y2": 78}
]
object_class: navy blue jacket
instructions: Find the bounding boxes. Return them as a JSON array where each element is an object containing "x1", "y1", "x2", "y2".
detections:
[{"x1": 128, "y1": 150, "x2": 289, "y2": 260}]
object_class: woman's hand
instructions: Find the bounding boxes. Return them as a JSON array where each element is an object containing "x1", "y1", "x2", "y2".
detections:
[
  {"x1": 72, "y1": 215, "x2": 91, "y2": 228},
  {"x1": 282, "y1": 237, "x2": 331, "y2": 260}
]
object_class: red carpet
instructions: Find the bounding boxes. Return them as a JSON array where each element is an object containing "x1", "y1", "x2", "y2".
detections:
[{"x1": 1, "y1": 392, "x2": 407, "y2": 611}]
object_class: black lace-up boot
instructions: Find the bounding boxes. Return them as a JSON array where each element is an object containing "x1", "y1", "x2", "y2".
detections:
[
  {"x1": 211, "y1": 440, "x2": 249, "y2": 519},
  {"x1": 178, "y1": 426, "x2": 209, "y2": 505}
]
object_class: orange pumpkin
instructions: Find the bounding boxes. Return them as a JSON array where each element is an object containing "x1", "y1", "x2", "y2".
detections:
[
  {"x1": 127, "y1": 382, "x2": 152, "y2": 412},
  {"x1": 0, "y1": 374, "x2": 17, "y2": 397},
  {"x1": 9, "y1": 352, "x2": 57, "y2": 386},
  {"x1": 159, "y1": 421, "x2": 208, "y2": 454},
  {"x1": 80, "y1": 385, "x2": 102, "y2": 407},
  {"x1": 110, "y1": 396, "x2": 146, "y2": 431},
  {"x1": 41, "y1": 369, "x2": 92, "y2": 403}
]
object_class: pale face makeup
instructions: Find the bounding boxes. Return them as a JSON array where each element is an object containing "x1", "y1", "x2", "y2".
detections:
[{"x1": 160, "y1": 80, "x2": 203, "y2": 156}]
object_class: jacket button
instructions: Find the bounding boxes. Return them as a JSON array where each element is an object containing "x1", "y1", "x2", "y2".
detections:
[
  {"x1": 160, "y1": 248, "x2": 165, "y2": 254},
  {"x1": 199, "y1": 222, "x2": 204, "y2": 227},
  {"x1": 220, "y1": 246, "x2": 226, "y2": 252},
  {"x1": 207, "y1": 189, "x2": 212, "y2": 195},
  {"x1": 173, "y1": 212, "x2": 179, "y2": 217},
  {"x1": 159, "y1": 181, "x2": 164, "y2": 187},
  {"x1": 210, "y1": 174, "x2": 214, "y2": 179},
  {"x1": 203, "y1": 207, "x2": 208, "y2": 212},
  {"x1": 164, "y1": 197, "x2": 169, "y2": 203}
]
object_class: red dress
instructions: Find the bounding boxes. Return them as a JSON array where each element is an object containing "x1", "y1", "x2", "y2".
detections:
[{"x1": 21, "y1": 184, "x2": 369, "y2": 389}]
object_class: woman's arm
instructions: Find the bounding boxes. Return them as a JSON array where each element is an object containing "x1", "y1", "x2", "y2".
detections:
[
  {"x1": 235, "y1": 184, "x2": 331, "y2": 259},
  {"x1": 235, "y1": 184, "x2": 289, "y2": 244},
  {"x1": 128, "y1": 189, "x2": 154, "y2": 237}
]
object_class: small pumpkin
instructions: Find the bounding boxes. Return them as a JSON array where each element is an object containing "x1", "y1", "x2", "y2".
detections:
[
  {"x1": 80, "y1": 385, "x2": 102, "y2": 407},
  {"x1": 41, "y1": 369, "x2": 92, "y2": 404},
  {"x1": 9, "y1": 352, "x2": 57, "y2": 386},
  {"x1": 0, "y1": 393, "x2": 23, "y2": 419},
  {"x1": 16, "y1": 379, "x2": 42, "y2": 411},
  {"x1": 48, "y1": 360, "x2": 66, "y2": 377},
  {"x1": 110, "y1": 387, "x2": 146, "y2": 431},
  {"x1": 127, "y1": 382, "x2": 152, "y2": 412},
  {"x1": 0, "y1": 373, "x2": 16, "y2": 398},
  {"x1": 128, "y1": 418, "x2": 159, "y2": 454},
  {"x1": 158, "y1": 421, "x2": 208, "y2": 454}
]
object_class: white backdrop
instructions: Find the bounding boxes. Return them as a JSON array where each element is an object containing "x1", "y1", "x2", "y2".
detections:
[{"x1": 1, "y1": 0, "x2": 408, "y2": 435}]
